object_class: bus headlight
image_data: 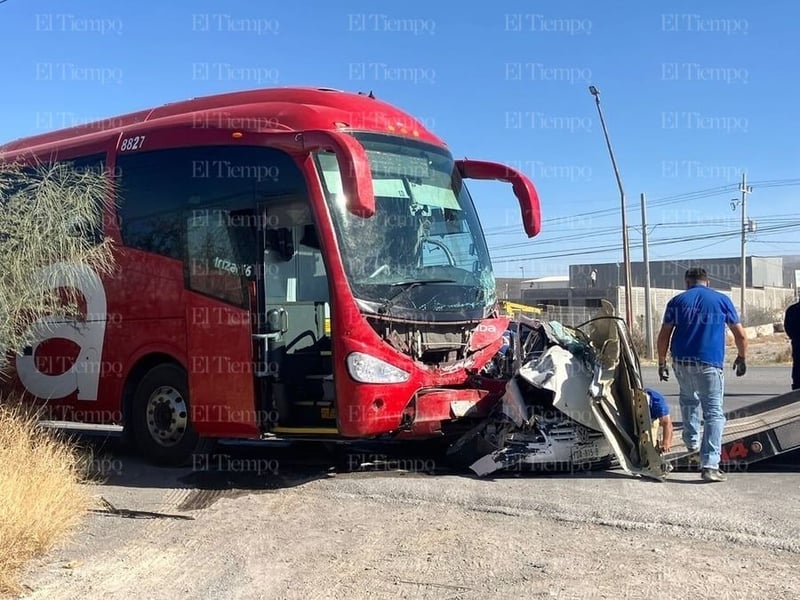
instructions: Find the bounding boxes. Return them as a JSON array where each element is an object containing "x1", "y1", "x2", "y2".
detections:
[{"x1": 346, "y1": 352, "x2": 410, "y2": 384}]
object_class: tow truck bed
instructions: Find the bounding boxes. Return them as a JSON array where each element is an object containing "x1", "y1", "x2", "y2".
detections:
[{"x1": 666, "y1": 389, "x2": 800, "y2": 469}]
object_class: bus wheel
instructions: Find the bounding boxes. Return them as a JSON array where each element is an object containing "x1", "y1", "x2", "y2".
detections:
[{"x1": 132, "y1": 363, "x2": 203, "y2": 467}]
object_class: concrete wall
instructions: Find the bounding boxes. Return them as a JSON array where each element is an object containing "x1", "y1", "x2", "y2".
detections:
[
  {"x1": 729, "y1": 286, "x2": 795, "y2": 320},
  {"x1": 530, "y1": 285, "x2": 793, "y2": 332},
  {"x1": 618, "y1": 285, "x2": 795, "y2": 330},
  {"x1": 504, "y1": 273, "x2": 793, "y2": 326},
  {"x1": 780, "y1": 255, "x2": 800, "y2": 289}
]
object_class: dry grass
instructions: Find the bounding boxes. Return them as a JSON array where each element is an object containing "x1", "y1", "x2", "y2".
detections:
[
  {"x1": 0, "y1": 400, "x2": 91, "y2": 597},
  {"x1": 619, "y1": 332, "x2": 794, "y2": 367},
  {"x1": 727, "y1": 332, "x2": 793, "y2": 365},
  {"x1": 773, "y1": 345, "x2": 793, "y2": 364},
  {"x1": 0, "y1": 155, "x2": 117, "y2": 596}
]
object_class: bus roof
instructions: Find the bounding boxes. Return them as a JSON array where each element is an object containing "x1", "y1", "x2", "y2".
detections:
[{"x1": 0, "y1": 87, "x2": 445, "y2": 156}]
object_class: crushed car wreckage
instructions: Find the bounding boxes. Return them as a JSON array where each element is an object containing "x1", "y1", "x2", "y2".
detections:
[{"x1": 447, "y1": 301, "x2": 669, "y2": 481}]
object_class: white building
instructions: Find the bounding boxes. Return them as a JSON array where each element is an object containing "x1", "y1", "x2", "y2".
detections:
[{"x1": 524, "y1": 275, "x2": 570, "y2": 290}]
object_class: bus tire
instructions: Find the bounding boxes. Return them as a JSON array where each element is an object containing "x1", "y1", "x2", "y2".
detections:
[{"x1": 131, "y1": 363, "x2": 205, "y2": 467}]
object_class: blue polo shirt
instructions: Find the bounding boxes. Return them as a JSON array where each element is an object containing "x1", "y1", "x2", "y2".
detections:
[
  {"x1": 663, "y1": 284, "x2": 739, "y2": 369},
  {"x1": 645, "y1": 388, "x2": 670, "y2": 420}
]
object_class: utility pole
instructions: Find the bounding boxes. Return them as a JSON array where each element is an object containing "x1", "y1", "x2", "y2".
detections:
[
  {"x1": 588, "y1": 85, "x2": 633, "y2": 329},
  {"x1": 738, "y1": 173, "x2": 753, "y2": 323},
  {"x1": 641, "y1": 193, "x2": 654, "y2": 359}
]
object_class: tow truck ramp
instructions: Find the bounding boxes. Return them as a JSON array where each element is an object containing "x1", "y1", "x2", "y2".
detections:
[{"x1": 666, "y1": 389, "x2": 800, "y2": 470}]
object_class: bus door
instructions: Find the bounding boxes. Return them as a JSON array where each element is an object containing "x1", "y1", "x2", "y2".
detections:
[
  {"x1": 257, "y1": 198, "x2": 336, "y2": 432},
  {"x1": 184, "y1": 205, "x2": 262, "y2": 438}
]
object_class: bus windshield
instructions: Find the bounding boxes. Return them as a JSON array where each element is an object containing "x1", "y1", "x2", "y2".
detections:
[{"x1": 314, "y1": 132, "x2": 496, "y2": 320}]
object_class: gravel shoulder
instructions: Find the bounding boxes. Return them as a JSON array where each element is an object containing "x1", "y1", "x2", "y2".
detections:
[
  {"x1": 734, "y1": 333, "x2": 792, "y2": 365},
  {"x1": 18, "y1": 460, "x2": 800, "y2": 600},
  {"x1": 638, "y1": 333, "x2": 792, "y2": 367}
]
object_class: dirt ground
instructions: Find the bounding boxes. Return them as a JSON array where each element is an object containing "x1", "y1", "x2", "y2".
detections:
[
  {"x1": 15, "y1": 453, "x2": 800, "y2": 600},
  {"x1": 736, "y1": 333, "x2": 793, "y2": 365},
  {"x1": 639, "y1": 332, "x2": 793, "y2": 367},
  {"x1": 11, "y1": 338, "x2": 798, "y2": 600}
]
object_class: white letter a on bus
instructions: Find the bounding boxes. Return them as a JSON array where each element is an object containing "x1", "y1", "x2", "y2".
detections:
[{"x1": 16, "y1": 262, "x2": 108, "y2": 402}]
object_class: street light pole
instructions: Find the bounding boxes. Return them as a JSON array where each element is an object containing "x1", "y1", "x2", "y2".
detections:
[
  {"x1": 641, "y1": 193, "x2": 654, "y2": 359},
  {"x1": 589, "y1": 85, "x2": 633, "y2": 329},
  {"x1": 731, "y1": 173, "x2": 753, "y2": 323}
]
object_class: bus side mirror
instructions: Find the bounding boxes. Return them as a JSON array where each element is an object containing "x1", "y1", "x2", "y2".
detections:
[
  {"x1": 271, "y1": 130, "x2": 376, "y2": 219},
  {"x1": 455, "y1": 159, "x2": 541, "y2": 238}
]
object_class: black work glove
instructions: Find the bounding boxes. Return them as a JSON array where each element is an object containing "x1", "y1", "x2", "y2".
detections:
[
  {"x1": 733, "y1": 355, "x2": 746, "y2": 377},
  {"x1": 658, "y1": 363, "x2": 669, "y2": 382}
]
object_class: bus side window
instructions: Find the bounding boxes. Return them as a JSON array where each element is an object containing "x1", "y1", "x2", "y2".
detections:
[
  {"x1": 6, "y1": 154, "x2": 108, "y2": 245},
  {"x1": 116, "y1": 144, "x2": 308, "y2": 308},
  {"x1": 264, "y1": 202, "x2": 329, "y2": 305},
  {"x1": 59, "y1": 155, "x2": 109, "y2": 245},
  {"x1": 186, "y1": 209, "x2": 248, "y2": 307}
]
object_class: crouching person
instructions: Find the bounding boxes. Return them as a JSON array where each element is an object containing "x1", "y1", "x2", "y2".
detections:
[{"x1": 645, "y1": 387, "x2": 673, "y2": 454}]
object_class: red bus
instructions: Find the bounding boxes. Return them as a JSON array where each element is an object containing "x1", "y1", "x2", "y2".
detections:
[{"x1": 0, "y1": 87, "x2": 540, "y2": 465}]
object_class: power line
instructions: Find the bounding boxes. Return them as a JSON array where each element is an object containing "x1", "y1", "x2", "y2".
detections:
[
  {"x1": 488, "y1": 212, "x2": 800, "y2": 254},
  {"x1": 489, "y1": 218, "x2": 800, "y2": 255},
  {"x1": 490, "y1": 221, "x2": 800, "y2": 264},
  {"x1": 487, "y1": 216, "x2": 800, "y2": 256},
  {"x1": 483, "y1": 178, "x2": 800, "y2": 237},
  {"x1": 485, "y1": 184, "x2": 736, "y2": 233}
]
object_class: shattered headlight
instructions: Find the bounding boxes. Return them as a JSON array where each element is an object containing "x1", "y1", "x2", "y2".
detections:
[{"x1": 346, "y1": 352, "x2": 410, "y2": 384}]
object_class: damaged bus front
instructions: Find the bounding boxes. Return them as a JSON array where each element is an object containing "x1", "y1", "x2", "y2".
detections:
[{"x1": 313, "y1": 132, "x2": 540, "y2": 439}]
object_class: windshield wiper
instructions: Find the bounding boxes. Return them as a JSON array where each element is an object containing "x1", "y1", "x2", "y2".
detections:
[{"x1": 378, "y1": 279, "x2": 456, "y2": 314}]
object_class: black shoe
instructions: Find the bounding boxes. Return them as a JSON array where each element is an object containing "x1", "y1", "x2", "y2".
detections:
[{"x1": 701, "y1": 468, "x2": 728, "y2": 482}]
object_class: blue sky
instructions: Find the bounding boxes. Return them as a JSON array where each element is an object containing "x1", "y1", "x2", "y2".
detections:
[{"x1": 2, "y1": 0, "x2": 798, "y2": 279}]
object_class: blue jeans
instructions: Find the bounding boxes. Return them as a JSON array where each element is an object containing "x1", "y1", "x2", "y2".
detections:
[{"x1": 673, "y1": 361, "x2": 726, "y2": 470}]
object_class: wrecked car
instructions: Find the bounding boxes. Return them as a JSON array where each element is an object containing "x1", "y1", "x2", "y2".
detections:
[{"x1": 446, "y1": 301, "x2": 669, "y2": 480}]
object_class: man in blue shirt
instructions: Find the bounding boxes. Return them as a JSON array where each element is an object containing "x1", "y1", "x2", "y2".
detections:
[{"x1": 656, "y1": 267, "x2": 748, "y2": 483}]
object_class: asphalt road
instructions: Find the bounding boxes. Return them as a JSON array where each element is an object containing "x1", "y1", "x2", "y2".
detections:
[{"x1": 640, "y1": 365, "x2": 794, "y2": 419}]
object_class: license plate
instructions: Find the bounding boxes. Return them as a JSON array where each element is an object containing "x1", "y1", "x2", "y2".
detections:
[{"x1": 571, "y1": 444, "x2": 602, "y2": 463}]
